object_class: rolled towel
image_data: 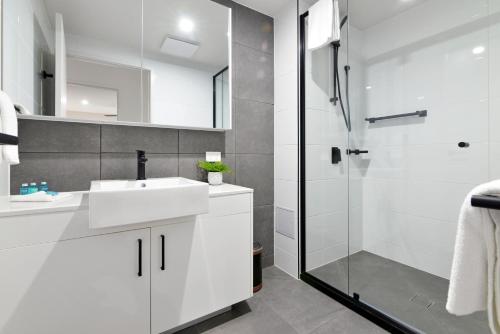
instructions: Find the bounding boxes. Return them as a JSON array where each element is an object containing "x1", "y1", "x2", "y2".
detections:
[
  {"x1": 0, "y1": 91, "x2": 19, "y2": 165},
  {"x1": 447, "y1": 180, "x2": 500, "y2": 334}
]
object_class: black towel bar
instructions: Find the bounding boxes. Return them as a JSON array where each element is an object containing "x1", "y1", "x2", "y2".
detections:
[
  {"x1": 471, "y1": 195, "x2": 500, "y2": 210},
  {"x1": 365, "y1": 110, "x2": 427, "y2": 124},
  {"x1": 0, "y1": 133, "x2": 18, "y2": 145}
]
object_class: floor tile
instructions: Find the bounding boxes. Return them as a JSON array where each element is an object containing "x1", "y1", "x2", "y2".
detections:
[
  {"x1": 174, "y1": 266, "x2": 386, "y2": 334},
  {"x1": 309, "y1": 251, "x2": 489, "y2": 334},
  {"x1": 310, "y1": 309, "x2": 388, "y2": 334}
]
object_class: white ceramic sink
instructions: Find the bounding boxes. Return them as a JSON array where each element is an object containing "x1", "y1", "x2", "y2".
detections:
[{"x1": 89, "y1": 177, "x2": 209, "y2": 229}]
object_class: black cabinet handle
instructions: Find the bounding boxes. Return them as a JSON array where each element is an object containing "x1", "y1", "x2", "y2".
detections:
[
  {"x1": 137, "y1": 239, "x2": 143, "y2": 277},
  {"x1": 161, "y1": 235, "x2": 165, "y2": 271}
]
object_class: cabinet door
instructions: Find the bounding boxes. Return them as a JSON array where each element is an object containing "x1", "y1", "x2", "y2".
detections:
[
  {"x1": 151, "y1": 213, "x2": 252, "y2": 333},
  {"x1": 0, "y1": 229, "x2": 150, "y2": 334}
]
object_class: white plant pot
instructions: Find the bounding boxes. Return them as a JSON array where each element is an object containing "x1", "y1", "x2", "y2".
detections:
[{"x1": 208, "y1": 172, "x2": 223, "y2": 185}]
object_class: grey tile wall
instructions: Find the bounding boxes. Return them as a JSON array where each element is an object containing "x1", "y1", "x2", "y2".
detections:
[
  {"x1": 215, "y1": 0, "x2": 275, "y2": 267},
  {"x1": 11, "y1": 120, "x2": 224, "y2": 193},
  {"x1": 11, "y1": 1, "x2": 275, "y2": 267}
]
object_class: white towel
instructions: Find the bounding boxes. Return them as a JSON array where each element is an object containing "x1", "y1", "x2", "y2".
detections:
[
  {"x1": 446, "y1": 180, "x2": 500, "y2": 334},
  {"x1": 307, "y1": 0, "x2": 341, "y2": 50},
  {"x1": 0, "y1": 91, "x2": 19, "y2": 165}
]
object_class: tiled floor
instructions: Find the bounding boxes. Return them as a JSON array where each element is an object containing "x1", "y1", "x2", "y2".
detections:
[
  {"x1": 174, "y1": 266, "x2": 387, "y2": 334},
  {"x1": 310, "y1": 251, "x2": 490, "y2": 334}
]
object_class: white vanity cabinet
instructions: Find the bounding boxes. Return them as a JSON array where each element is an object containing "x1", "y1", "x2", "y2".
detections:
[
  {"x1": 151, "y1": 193, "x2": 253, "y2": 333},
  {"x1": 0, "y1": 228, "x2": 151, "y2": 334},
  {"x1": 0, "y1": 184, "x2": 253, "y2": 334}
]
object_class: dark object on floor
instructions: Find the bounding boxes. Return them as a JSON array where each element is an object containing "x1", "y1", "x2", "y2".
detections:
[{"x1": 253, "y1": 242, "x2": 263, "y2": 293}]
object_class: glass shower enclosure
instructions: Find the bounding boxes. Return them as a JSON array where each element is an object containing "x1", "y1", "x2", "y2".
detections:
[{"x1": 300, "y1": 0, "x2": 498, "y2": 333}]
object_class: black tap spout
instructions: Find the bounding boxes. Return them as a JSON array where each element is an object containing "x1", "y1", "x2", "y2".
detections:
[{"x1": 137, "y1": 150, "x2": 148, "y2": 180}]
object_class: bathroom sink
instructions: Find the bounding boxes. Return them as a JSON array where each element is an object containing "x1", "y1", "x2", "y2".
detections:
[{"x1": 89, "y1": 177, "x2": 209, "y2": 229}]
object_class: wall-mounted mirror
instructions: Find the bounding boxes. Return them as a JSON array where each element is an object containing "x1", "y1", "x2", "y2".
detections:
[{"x1": 2, "y1": 0, "x2": 231, "y2": 129}]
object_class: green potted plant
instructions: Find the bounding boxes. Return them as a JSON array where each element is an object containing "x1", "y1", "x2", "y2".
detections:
[{"x1": 197, "y1": 161, "x2": 232, "y2": 185}]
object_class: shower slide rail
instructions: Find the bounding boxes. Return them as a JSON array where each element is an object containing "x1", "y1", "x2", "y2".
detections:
[
  {"x1": 365, "y1": 110, "x2": 427, "y2": 124},
  {"x1": 471, "y1": 195, "x2": 500, "y2": 210}
]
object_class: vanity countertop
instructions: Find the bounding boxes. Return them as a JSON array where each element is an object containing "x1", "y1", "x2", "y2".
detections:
[{"x1": 0, "y1": 183, "x2": 253, "y2": 218}]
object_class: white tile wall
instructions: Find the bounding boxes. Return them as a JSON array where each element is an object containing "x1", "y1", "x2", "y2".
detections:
[
  {"x1": 357, "y1": 0, "x2": 497, "y2": 280},
  {"x1": 274, "y1": 0, "x2": 299, "y2": 278},
  {"x1": 277, "y1": 0, "x2": 500, "y2": 283}
]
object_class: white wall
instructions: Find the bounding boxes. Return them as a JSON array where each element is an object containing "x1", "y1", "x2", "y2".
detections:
[
  {"x1": 358, "y1": 0, "x2": 498, "y2": 279},
  {"x1": 274, "y1": 0, "x2": 299, "y2": 278},
  {"x1": 147, "y1": 58, "x2": 213, "y2": 128},
  {"x1": 3, "y1": 0, "x2": 54, "y2": 115}
]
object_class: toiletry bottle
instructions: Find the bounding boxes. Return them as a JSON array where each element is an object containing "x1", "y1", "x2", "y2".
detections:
[
  {"x1": 29, "y1": 182, "x2": 38, "y2": 194},
  {"x1": 39, "y1": 181, "x2": 49, "y2": 192},
  {"x1": 19, "y1": 183, "x2": 29, "y2": 195}
]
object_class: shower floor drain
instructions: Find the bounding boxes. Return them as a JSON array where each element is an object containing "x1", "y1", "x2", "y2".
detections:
[{"x1": 409, "y1": 294, "x2": 434, "y2": 310}]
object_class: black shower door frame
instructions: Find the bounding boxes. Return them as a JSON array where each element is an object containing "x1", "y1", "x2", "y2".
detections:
[{"x1": 297, "y1": 11, "x2": 418, "y2": 334}]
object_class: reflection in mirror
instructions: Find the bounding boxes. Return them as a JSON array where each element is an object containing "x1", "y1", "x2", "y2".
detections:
[
  {"x1": 2, "y1": 0, "x2": 231, "y2": 129},
  {"x1": 143, "y1": 0, "x2": 231, "y2": 128},
  {"x1": 214, "y1": 67, "x2": 230, "y2": 128},
  {"x1": 66, "y1": 57, "x2": 150, "y2": 123},
  {"x1": 66, "y1": 84, "x2": 118, "y2": 121}
]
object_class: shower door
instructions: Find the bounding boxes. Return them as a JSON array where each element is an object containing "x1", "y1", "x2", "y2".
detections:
[
  {"x1": 301, "y1": 0, "x2": 351, "y2": 295},
  {"x1": 302, "y1": 0, "x2": 497, "y2": 333},
  {"x1": 346, "y1": 0, "x2": 494, "y2": 332}
]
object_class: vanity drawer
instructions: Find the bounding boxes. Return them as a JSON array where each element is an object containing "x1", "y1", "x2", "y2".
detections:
[{"x1": 205, "y1": 193, "x2": 252, "y2": 218}]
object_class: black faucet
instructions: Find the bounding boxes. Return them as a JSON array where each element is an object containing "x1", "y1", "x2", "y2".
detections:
[{"x1": 137, "y1": 150, "x2": 148, "y2": 180}]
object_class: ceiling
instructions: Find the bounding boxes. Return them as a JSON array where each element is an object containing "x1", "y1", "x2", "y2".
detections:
[
  {"x1": 236, "y1": 0, "x2": 429, "y2": 28},
  {"x1": 348, "y1": 0, "x2": 429, "y2": 30},
  {"x1": 232, "y1": 0, "x2": 293, "y2": 16},
  {"x1": 43, "y1": 0, "x2": 229, "y2": 70}
]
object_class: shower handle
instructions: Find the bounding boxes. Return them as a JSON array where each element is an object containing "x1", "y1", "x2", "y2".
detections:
[{"x1": 347, "y1": 149, "x2": 368, "y2": 155}]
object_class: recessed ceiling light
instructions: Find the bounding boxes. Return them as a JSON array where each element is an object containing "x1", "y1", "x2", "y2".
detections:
[
  {"x1": 472, "y1": 46, "x2": 485, "y2": 55},
  {"x1": 365, "y1": 86, "x2": 372, "y2": 90},
  {"x1": 81, "y1": 99, "x2": 89, "y2": 106},
  {"x1": 179, "y1": 18, "x2": 194, "y2": 33}
]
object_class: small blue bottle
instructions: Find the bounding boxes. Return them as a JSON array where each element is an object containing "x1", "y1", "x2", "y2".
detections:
[
  {"x1": 39, "y1": 181, "x2": 49, "y2": 192},
  {"x1": 19, "y1": 183, "x2": 29, "y2": 195},
  {"x1": 28, "y1": 182, "x2": 38, "y2": 194}
]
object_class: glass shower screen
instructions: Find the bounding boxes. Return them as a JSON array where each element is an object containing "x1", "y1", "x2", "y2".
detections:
[{"x1": 301, "y1": 0, "x2": 496, "y2": 333}]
